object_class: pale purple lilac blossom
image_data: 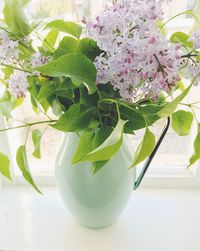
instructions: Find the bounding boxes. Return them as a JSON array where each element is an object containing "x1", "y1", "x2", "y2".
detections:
[
  {"x1": 187, "y1": 63, "x2": 200, "y2": 86},
  {"x1": 188, "y1": 32, "x2": 200, "y2": 49},
  {"x1": 7, "y1": 71, "x2": 28, "y2": 98},
  {"x1": 85, "y1": 0, "x2": 182, "y2": 102},
  {"x1": 31, "y1": 52, "x2": 50, "y2": 68},
  {"x1": 184, "y1": 32, "x2": 200, "y2": 85}
]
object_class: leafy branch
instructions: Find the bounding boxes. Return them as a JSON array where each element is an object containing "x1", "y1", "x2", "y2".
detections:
[{"x1": 0, "y1": 119, "x2": 57, "y2": 133}]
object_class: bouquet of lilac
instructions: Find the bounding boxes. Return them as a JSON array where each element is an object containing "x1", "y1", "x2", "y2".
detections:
[{"x1": 0, "y1": 0, "x2": 200, "y2": 192}]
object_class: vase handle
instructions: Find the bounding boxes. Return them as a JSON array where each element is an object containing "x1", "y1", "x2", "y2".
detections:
[{"x1": 134, "y1": 117, "x2": 170, "y2": 190}]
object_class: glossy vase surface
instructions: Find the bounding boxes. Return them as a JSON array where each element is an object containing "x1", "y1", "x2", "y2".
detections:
[{"x1": 55, "y1": 133, "x2": 135, "y2": 229}]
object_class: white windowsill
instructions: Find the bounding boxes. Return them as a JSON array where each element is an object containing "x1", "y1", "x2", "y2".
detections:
[
  {"x1": 4, "y1": 163, "x2": 199, "y2": 189},
  {"x1": 0, "y1": 187, "x2": 200, "y2": 251}
]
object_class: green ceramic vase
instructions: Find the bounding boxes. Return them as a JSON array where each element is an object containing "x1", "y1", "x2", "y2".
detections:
[
  {"x1": 55, "y1": 133, "x2": 136, "y2": 229},
  {"x1": 55, "y1": 119, "x2": 170, "y2": 229}
]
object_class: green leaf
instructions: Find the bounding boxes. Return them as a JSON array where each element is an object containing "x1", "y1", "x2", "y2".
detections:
[
  {"x1": 92, "y1": 161, "x2": 109, "y2": 174},
  {"x1": 52, "y1": 98, "x2": 63, "y2": 116},
  {"x1": 37, "y1": 83, "x2": 53, "y2": 101},
  {"x1": 0, "y1": 101, "x2": 13, "y2": 119},
  {"x1": 76, "y1": 38, "x2": 101, "y2": 61},
  {"x1": 92, "y1": 126, "x2": 113, "y2": 148},
  {"x1": 141, "y1": 104, "x2": 165, "y2": 125},
  {"x1": 3, "y1": 0, "x2": 31, "y2": 38},
  {"x1": 120, "y1": 106, "x2": 146, "y2": 133},
  {"x1": 91, "y1": 126, "x2": 113, "y2": 173},
  {"x1": 157, "y1": 84, "x2": 192, "y2": 118},
  {"x1": 13, "y1": 97, "x2": 24, "y2": 109},
  {"x1": 35, "y1": 53, "x2": 97, "y2": 94},
  {"x1": 72, "y1": 131, "x2": 95, "y2": 163},
  {"x1": 177, "y1": 81, "x2": 185, "y2": 92},
  {"x1": 80, "y1": 87, "x2": 98, "y2": 108},
  {"x1": 32, "y1": 129, "x2": 42, "y2": 159},
  {"x1": 30, "y1": 95, "x2": 39, "y2": 114},
  {"x1": 0, "y1": 91, "x2": 24, "y2": 119},
  {"x1": 88, "y1": 119, "x2": 100, "y2": 130},
  {"x1": 43, "y1": 30, "x2": 59, "y2": 52},
  {"x1": 51, "y1": 104, "x2": 93, "y2": 132},
  {"x1": 189, "y1": 124, "x2": 200, "y2": 167},
  {"x1": 54, "y1": 36, "x2": 79, "y2": 58},
  {"x1": 172, "y1": 110, "x2": 193, "y2": 136},
  {"x1": 119, "y1": 103, "x2": 165, "y2": 134},
  {"x1": 72, "y1": 126, "x2": 112, "y2": 171},
  {"x1": 28, "y1": 76, "x2": 40, "y2": 98},
  {"x1": 45, "y1": 20, "x2": 82, "y2": 39},
  {"x1": 16, "y1": 145, "x2": 42, "y2": 194},
  {"x1": 170, "y1": 32, "x2": 193, "y2": 48},
  {"x1": 129, "y1": 128, "x2": 156, "y2": 168},
  {"x1": 0, "y1": 152, "x2": 11, "y2": 180},
  {"x1": 54, "y1": 79, "x2": 75, "y2": 101},
  {"x1": 2, "y1": 67, "x2": 13, "y2": 80},
  {"x1": 18, "y1": 43, "x2": 32, "y2": 60},
  {"x1": 72, "y1": 119, "x2": 127, "y2": 163},
  {"x1": 40, "y1": 98, "x2": 50, "y2": 113}
]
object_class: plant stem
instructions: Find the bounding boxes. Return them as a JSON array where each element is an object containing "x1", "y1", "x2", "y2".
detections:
[
  {"x1": 180, "y1": 103, "x2": 200, "y2": 110},
  {"x1": 0, "y1": 27, "x2": 34, "y2": 53},
  {"x1": 0, "y1": 26, "x2": 10, "y2": 34},
  {"x1": 97, "y1": 101, "x2": 103, "y2": 126},
  {"x1": 0, "y1": 120, "x2": 57, "y2": 133},
  {"x1": 25, "y1": 126, "x2": 31, "y2": 146},
  {"x1": 180, "y1": 103, "x2": 200, "y2": 122},
  {"x1": 40, "y1": 109, "x2": 53, "y2": 121},
  {"x1": 159, "y1": 10, "x2": 193, "y2": 29},
  {"x1": 191, "y1": 101, "x2": 200, "y2": 105},
  {"x1": 179, "y1": 102, "x2": 190, "y2": 107},
  {"x1": 181, "y1": 54, "x2": 199, "y2": 59},
  {"x1": 191, "y1": 106, "x2": 199, "y2": 123},
  {"x1": 101, "y1": 98, "x2": 139, "y2": 113},
  {"x1": 34, "y1": 31, "x2": 55, "y2": 52},
  {"x1": 12, "y1": 118, "x2": 28, "y2": 125},
  {"x1": 96, "y1": 87, "x2": 102, "y2": 99},
  {"x1": 115, "y1": 102, "x2": 120, "y2": 120},
  {"x1": 0, "y1": 63, "x2": 32, "y2": 74},
  {"x1": 191, "y1": 106, "x2": 200, "y2": 110}
]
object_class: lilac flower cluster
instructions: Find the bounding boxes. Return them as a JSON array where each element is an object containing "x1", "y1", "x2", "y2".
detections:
[
  {"x1": 188, "y1": 32, "x2": 200, "y2": 50},
  {"x1": 186, "y1": 32, "x2": 200, "y2": 86},
  {"x1": 0, "y1": 31, "x2": 28, "y2": 98},
  {"x1": 0, "y1": 28, "x2": 51, "y2": 99},
  {"x1": 31, "y1": 52, "x2": 50, "y2": 68},
  {"x1": 85, "y1": 0, "x2": 182, "y2": 101},
  {"x1": 7, "y1": 71, "x2": 28, "y2": 98},
  {"x1": 0, "y1": 32, "x2": 19, "y2": 64}
]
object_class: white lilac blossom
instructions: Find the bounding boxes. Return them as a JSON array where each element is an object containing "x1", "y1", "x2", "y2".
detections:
[
  {"x1": 188, "y1": 63, "x2": 200, "y2": 86},
  {"x1": 31, "y1": 52, "x2": 50, "y2": 68},
  {"x1": 0, "y1": 32, "x2": 19, "y2": 64},
  {"x1": 7, "y1": 71, "x2": 28, "y2": 98},
  {"x1": 182, "y1": 33, "x2": 200, "y2": 84},
  {"x1": 188, "y1": 32, "x2": 200, "y2": 50},
  {"x1": 85, "y1": 0, "x2": 182, "y2": 102}
]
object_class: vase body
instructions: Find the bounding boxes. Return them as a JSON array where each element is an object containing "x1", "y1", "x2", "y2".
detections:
[{"x1": 55, "y1": 133, "x2": 135, "y2": 229}]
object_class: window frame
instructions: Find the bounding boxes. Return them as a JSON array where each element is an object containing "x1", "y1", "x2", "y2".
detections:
[{"x1": 1, "y1": 1, "x2": 200, "y2": 189}]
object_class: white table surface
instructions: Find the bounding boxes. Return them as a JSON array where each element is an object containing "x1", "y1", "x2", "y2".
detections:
[{"x1": 0, "y1": 187, "x2": 200, "y2": 251}]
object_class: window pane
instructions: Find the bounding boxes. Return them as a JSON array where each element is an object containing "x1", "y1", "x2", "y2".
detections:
[
  {"x1": 7, "y1": 98, "x2": 63, "y2": 175},
  {"x1": 132, "y1": 85, "x2": 200, "y2": 171}
]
